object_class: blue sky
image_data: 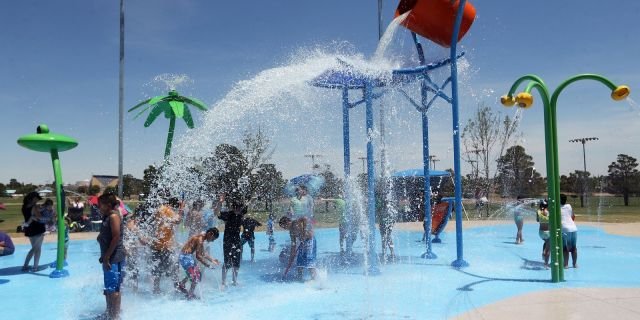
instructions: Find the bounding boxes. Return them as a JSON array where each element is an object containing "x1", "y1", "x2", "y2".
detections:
[{"x1": 1, "y1": 0, "x2": 639, "y2": 185}]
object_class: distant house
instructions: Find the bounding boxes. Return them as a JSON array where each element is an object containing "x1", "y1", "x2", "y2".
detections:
[
  {"x1": 36, "y1": 187, "x2": 54, "y2": 198},
  {"x1": 89, "y1": 175, "x2": 119, "y2": 193},
  {"x1": 4, "y1": 189, "x2": 17, "y2": 197}
]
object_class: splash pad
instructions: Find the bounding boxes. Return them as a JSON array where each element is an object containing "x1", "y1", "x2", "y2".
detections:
[{"x1": 138, "y1": 1, "x2": 478, "y2": 287}]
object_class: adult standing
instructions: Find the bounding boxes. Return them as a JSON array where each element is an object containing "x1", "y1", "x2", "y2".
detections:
[
  {"x1": 216, "y1": 194, "x2": 245, "y2": 288},
  {"x1": 288, "y1": 185, "x2": 314, "y2": 223},
  {"x1": 22, "y1": 191, "x2": 45, "y2": 271},
  {"x1": 560, "y1": 194, "x2": 578, "y2": 268},
  {"x1": 97, "y1": 193, "x2": 126, "y2": 320}
]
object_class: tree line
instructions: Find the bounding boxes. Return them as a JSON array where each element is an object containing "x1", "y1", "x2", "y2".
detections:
[{"x1": 461, "y1": 103, "x2": 640, "y2": 207}]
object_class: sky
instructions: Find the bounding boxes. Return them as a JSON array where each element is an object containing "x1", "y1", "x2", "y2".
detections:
[{"x1": 1, "y1": 0, "x2": 639, "y2": 185}]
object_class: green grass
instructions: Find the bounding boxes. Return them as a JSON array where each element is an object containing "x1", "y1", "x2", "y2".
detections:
[
  {"x1": 569, "y1": 196, "x2": 640, "y2": 223},
  {"x1": 1, "y1": 197, "x2": 30, "y2": 233}
]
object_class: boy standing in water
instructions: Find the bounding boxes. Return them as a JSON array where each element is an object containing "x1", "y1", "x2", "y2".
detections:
[
  {"x1": 266, "y1": 212, "x2": 276, "y2": 252},
  {"x1": 241, "y1": 216, "x2": 262, "y2": 262},
  {"x1": 215, "y1": 194, "x2": 245, "y2": 288},
  {"x1": 150, "y1": 198, "x2": 182, "y2": 294},
  {"x1": 177, "y1": 228, "x2": 220, "y2": 299}
]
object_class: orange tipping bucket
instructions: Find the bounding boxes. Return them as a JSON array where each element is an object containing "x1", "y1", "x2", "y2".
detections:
[{"x1": 395, "y1": 0, "x2": 476, "y2": 48}]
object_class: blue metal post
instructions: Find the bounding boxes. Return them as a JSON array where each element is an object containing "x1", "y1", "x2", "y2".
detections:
[
  {"x1": 450, "y1": 0, "x2": 469, "y2": 268},
  {"x1": 342, "y1": 87, "x2": 354, "y2": 255},
  {"x1": 421, "y1": 110, "x2": 436, "y2": 259},
  {"x1": 364, "y1": 83, "x2": 379, "y2": 274}
]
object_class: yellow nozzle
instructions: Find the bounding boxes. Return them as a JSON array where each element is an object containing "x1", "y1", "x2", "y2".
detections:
[
  {"x1": 500, "y1": 95, "x2": 516, "y2": 107},
  {"x1": 515, "y1": 92, "x2": 534, "y2": 109},
  {"x1": 611, "y1": 85, "x2": 630, "y2": 101}
]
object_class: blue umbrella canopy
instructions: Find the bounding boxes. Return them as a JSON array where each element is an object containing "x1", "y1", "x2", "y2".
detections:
[
  {"x1": 391, "y1": 169, "x2": 450, "y2": 178},
  {"x1": 285, "y1": 174, "x2": 325, "y2": 197}
]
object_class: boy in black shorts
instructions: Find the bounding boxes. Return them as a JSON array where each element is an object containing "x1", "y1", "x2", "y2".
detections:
[{"x1": 241, "y1": 216, "x2": 262, "y2": 262}]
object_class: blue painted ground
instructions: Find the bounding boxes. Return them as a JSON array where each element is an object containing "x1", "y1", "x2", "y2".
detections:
[{"x1": 1, "y1": 222, "x2": 639, "y2": 320}]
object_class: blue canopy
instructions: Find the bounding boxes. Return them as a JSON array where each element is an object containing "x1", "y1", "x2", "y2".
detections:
[
  {"x1": 284, "y1": 174, "x2": 325, "y2": 197},
  {"x1": 309, "y1": 62, "x2": 387, "y2": 89},
  {"x1": 391, "y1": 169, "x2": 450, "y2": 178},
  {"x1": 310, "y1": 54, "x2": 465, "y2": 90}
]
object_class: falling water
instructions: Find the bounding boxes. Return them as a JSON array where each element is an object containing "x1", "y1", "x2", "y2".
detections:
[{"x1": 625, "y1": 96, "x2": 640, "y2": 116}]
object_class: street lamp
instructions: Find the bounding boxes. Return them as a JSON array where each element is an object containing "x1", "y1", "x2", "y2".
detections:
[
  {"x1": 501, "y1": 73, "x2": 629, "y2": 283},
  {"x1": 304, "y1": 153, "x2": 323, "y2": 171},
  {"x1": 428, "y1": 155, "x2": 439, "y2": 170},
  {"x1": 569, "y1": 137, "x2": 599, "y2": 207}
]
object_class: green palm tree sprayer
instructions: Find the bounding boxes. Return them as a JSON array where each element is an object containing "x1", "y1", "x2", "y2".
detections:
[
  {"x1": 18, "y1": 124, "x2": 78, "y2": 278},
  {"x1": 129, "y1": 90, "x2": 208, "y2": 158}
]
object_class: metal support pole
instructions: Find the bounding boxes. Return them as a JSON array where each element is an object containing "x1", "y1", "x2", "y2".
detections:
[
  {"x1": 421, "y1": 110, "x2": 436, "y2": 259},
  {"x1": 364, "y1": 83, "x2": 379, "y2": 274},
  {"x1": 342, "y1": 87, "x2": 354, "y2": 255},
  {"x1": 450, "y1": 0, "x2": 469, "y2": 268}
]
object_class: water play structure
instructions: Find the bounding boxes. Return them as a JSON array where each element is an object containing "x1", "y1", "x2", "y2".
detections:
[
  {"x1": 501, "y1": 74, "x2": 630, "y2": 282},
  {"x1": 391, "y1": 169, "x2": 453, "y2": 243},
  {"x1": 17, "y1": 124, "x2": 78, "y2": 278},
  {"x1": 310, "y1": 0, "x2": 475, "y2": 270}
]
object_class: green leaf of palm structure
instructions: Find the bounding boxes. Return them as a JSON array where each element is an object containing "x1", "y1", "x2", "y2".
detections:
[
  {"x1": 128, "y1": 98, "x2": 151, "y2": 112},
  {"x1": 132, "y1": 104, "x2": 153, "y2": 120},
  {"x1": 182, "y1": 104, "x2": 195, "y2": 129},
  {"x1": 148, "y1": 95, "x2": 166, "y2": 106},
  {"x1": 183, "y1": 97, "x2": 208, "y2": 111},
  {"x1": 169, "y1": 100, "x2": 185, "y2": 118},
  {"x1": 144, "y1": 102, "x2": 169, "y2": 127}
]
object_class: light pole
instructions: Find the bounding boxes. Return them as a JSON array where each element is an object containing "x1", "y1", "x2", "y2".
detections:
[
  {"x1": 304, "y1": 154, "x2": 323, "y2": 171},
  {"x1": 501, "y1": 73, "x2": 629, "y2": 282},
  {"x1": 429, "y1": 155, "x2": 439, "y2": 170},
  {"x1": 358, "y1": 156, "x2": 367, "y2": 174},
  {"x1": 569, "y1": 137, "x2": 598, "y2": 207},
  {"x1": 117, "y1": 0, "x2": 125, "y2": 198}
]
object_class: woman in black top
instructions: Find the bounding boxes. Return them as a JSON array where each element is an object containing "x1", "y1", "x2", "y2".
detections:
[
  {"x1": 22, "y1": 191, "x2": 45, "y2": 272},
  {"x1": 97, "y1": 193, "x2": 125, "y2": 320}
]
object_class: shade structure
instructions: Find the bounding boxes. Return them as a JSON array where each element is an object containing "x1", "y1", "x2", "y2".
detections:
[{"x1": 284, "y1": 174, "x2": 325, "y2": 197}]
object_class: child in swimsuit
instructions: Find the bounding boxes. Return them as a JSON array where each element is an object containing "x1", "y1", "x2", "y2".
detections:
[
  {"x1": 266, "y1": 213, "x2": 276, "y2": 252},
  {"x1": 241, "y1": 217, "x2": 262, "y2": 262},
  {"x1": 513, "y1": 195, "x2": 525, "y2": 244},
  {"x1": 23, "y1": 198, "x2": 55, "y2": 230},
  {"x1": 537, "y1": 200, "x2": 550, "y2": 268},
  {"x1": 177, "y1": 228, "x2": 220, "y2": 299},
  {"x1": 279, "y1": 216, "x2": 317, "y2": 281}
]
